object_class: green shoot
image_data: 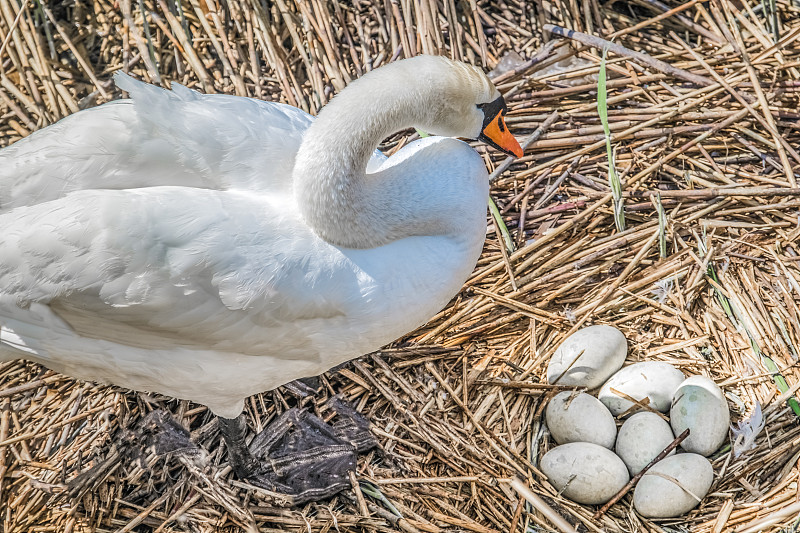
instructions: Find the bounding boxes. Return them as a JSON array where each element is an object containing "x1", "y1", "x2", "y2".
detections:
[
  {"x1": 598, "y1": 47, "x2": 625, "y2": 232},
  {"x1": 707, "y1": 263, "x2": 800, "y2": 417},
  {"x1": 488, "y1": 195, "x2": 515, "y2": 253},
  {"x1": 359, "y1": 482, "x2": 403, "y2": 517},
  {"x1": 655, "y1": 193, "x2": 667, "y2": 259},
  {"x1": 33, "y1": 1, "x2": 56, "y2": 59}
]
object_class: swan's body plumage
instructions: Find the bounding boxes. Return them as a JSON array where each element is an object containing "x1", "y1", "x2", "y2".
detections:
[{"x1": 0, "y1": 56, "x2": 504, "y2": 418}]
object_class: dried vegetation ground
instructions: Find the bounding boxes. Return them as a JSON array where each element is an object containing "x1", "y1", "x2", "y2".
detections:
[{"x1": 2, "y1": 0, "x2": 800, "y2": 531}]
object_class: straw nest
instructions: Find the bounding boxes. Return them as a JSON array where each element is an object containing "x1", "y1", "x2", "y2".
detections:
[{"x1": 2, "y1": 0, "x2": 800, "y2": 531}]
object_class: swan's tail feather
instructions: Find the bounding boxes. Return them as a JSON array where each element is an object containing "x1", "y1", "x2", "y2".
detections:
[
  {"x1": 169, "y1": 81, "x2": 200, "y2": 99},
  {"x1": 113, "y1": 71, "x2": 201, "y2": 113},
  {"x1": 2, "y1": 71, "x2": 314, "y2": 209},
  {"x1": 112, "y1": 71, "x2": 147, "y2": 95}
]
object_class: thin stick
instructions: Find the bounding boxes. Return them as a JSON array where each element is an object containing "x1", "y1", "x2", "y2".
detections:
[
  {"x1": 40, "y1": 8, "x2": 109, "y2": 99},
  {"x1": 611, "y1": 0, "x2": 722, "y2": 43},
  {"x1": 349, "y1": 471, "x2": 370, "y2": 516},
  {"x1": 544, "y1": 24, "x2": 714, "y2": 87},
  {"x1": 583, "y1": 186, "x2": 800, "y2": 200},
  {"x1": 509, "y1": 478, "x2": 578, "y2": 533},
  {"x1": 593, "y1": 428, "x2": 690, "y2": 519},
  {"x1": 0, "y1": 0, "x2": 29, "y2": 61}
]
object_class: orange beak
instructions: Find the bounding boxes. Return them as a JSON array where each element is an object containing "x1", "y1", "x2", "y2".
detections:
[
  {"x1": 480, "y1": 113, "x2": 523, "y2": 158},
  {"x1": 477, "y1": 96, "x2": 523, "y2": 158}
]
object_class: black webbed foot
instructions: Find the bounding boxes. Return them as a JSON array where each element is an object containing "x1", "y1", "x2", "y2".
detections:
[
  {"x1": 139, "y1": 409, "x2": 200, "y2": 456},
  {"x1": 70, "y1": 400, "x2": 374, "y2": 506},
  {"x1": 219, "y1": 396, "x2": 376, "y2": 505},
  {"x1": 66, "y1": 409, "x2": 200, "y2": 500}
]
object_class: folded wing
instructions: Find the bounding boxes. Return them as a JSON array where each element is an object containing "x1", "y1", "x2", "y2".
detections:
[{"x1": 0, "y1": 75, "x2": 315, "y2": 210}]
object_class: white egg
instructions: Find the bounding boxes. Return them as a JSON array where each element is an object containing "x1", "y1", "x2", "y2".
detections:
[
  {"x1": 670, "y1": 375, "x2": 730, "y2": 456},
  {"x1": 599, "y1": 361, "x2": 685, "y2": 416},
  {"x1": 545, "y1": 391, "x2": 617, "y2": 449},
  {"x1": 540, "y1": 442, "x2": 630, "y2": 505},
  {"x1": 633, "y1": 453, "x2": 714, "y2": 517},
  {"x1": 546, "y1": 325, "x2": 627, "y2": 389},
  {"x1": 615, "y1": 412, "x2": 675, "y2": 475}
]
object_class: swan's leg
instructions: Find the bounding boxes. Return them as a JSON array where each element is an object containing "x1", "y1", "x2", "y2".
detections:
[{"x1": 218, "y1": 414, "x2": 262, "y2": 478}]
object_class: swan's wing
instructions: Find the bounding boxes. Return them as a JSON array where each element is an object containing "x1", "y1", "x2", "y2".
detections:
[
  {"x1": 0, "y1": 187, "x2": 363, "y2": 357},
  {"x1": 0, "y1": 75, "x2": 315, "y2": 209}
]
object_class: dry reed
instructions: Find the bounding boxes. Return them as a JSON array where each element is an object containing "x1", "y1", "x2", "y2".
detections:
[{"x1": 2, "y1": 0, "x2": 800, "y2": 531}]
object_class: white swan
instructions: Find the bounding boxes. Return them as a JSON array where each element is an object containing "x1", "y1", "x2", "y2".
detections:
[{"x1": 0, "y1": 55, "x2": 520, "y2": 428}]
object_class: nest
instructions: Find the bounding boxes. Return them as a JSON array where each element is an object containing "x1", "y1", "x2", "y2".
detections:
[{"x1": 2, "y1": 0, "x2": 800, "y2": 531}]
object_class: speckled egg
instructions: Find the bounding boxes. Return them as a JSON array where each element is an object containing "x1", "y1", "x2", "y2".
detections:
[
  {"x1": 633, "y1": 453, "x2": 714, "y2": 517},
  {"x1": 670, "y1": 375, "x2": 730, "y2": 456},
  {"x1": 546, "y1": 325, "x2": 627, "y2": 389},
  {"x1": 540, "y1": 442, "x2": 630, "y2": 505},
  {"x1": 615, "y1": 412, "x2": 675, "y2": 475},
  {"x1": 599, "y1": 361, "x2": 685, "y2": 416},
  {"x1": 545, "y1": 391, "x2": 617, "y2": 449}
]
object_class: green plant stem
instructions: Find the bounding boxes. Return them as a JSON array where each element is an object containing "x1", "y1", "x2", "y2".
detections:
[{"x1": 488, "y1": 195, "x2": 514, "y2": 253}]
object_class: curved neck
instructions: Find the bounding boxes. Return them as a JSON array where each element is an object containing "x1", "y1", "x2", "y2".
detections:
[{"x1": 292, "y1": 85, "x2": 441, "y2": 248}]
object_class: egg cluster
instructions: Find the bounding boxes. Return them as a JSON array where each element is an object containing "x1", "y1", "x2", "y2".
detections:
[{"x1": 540, "y1": 325, "x2": 730, "y2": 518}]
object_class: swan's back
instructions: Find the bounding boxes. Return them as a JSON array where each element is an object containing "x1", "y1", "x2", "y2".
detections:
[{"x1": 0, "y1": 75, "x2": 314, "y2": 210}]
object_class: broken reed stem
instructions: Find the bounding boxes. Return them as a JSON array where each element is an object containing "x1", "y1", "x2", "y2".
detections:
[
  {"x1": 0, "y1": 0, "x2": 28, "y2": 60},
  {"x1": 584, "y1": 187, "x2": 800, "y2": 200},
  {"x1": 3, "y1": 1, "x2": 800, "y2": 532},
  {"x1": 509, "y1": 478, "x2": 578, "y2": 533},
  {"x1": 609, "y1": 0, "x2": 723, "y2": 43},
  {"x1": 543, "y1": 24, "x2": 714, "y2": 86},
  {"x1": 597, "y1": 47, "x2": 625, "y2": 232}
]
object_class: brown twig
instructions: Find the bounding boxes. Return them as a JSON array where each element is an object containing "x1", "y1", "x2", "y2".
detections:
[
  {"x1": 543, "y1": 24, "x2": 715, "y2": 87},
  {"x1": 593, "y1": 428, "x2": 691, "y2": 519}
]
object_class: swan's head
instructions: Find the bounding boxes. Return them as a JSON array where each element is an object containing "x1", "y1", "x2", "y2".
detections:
[
  {"x1": 319, "y1": 55, "x2": 523, "y2": 158},
  {"x1": 406, "y1": 56, "x2": 524, "y2": 159}
]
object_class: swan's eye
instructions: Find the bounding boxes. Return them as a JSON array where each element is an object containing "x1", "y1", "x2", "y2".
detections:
[{"x1": 477, "y1": 96, "x2": 508, "y2": 130}]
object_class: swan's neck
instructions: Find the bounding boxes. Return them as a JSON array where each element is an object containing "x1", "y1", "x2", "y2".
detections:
[{"x1": 292, "y1": 84, "x2": 447, "y2": 249}]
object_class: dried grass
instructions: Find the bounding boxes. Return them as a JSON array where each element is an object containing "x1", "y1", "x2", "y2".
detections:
[{"x1": 2, "y1": 0, "x2": 800, "y2": 531}]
